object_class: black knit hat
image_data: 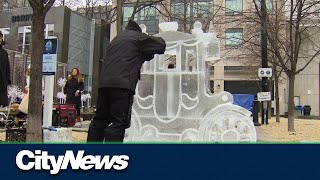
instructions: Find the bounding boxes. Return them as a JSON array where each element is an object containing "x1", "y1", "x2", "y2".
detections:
[{"x1": 126, "y1": 19, "x2": 142, "y2": 32}]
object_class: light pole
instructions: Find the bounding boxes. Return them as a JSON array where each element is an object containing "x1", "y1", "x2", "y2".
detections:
[{"x1": 260, "y1": 0, "x2": 269, "y2": 124}]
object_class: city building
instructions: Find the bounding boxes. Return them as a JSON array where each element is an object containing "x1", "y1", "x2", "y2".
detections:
[{"x1": 0, "y1": 6, "x2": 110, "y2": 105}]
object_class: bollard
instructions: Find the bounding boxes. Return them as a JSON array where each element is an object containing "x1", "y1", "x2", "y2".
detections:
[{"x1": 253, "y1": 98, "x2": 261, "y2": 126}]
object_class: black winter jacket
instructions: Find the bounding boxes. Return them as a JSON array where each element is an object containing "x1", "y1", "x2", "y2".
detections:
[
  {"x1": 99, "y1": 28, "x2": 166, "y2": 92},
  {"x1": 64, "y1": 77, "x2": 84, "y2": 105}
]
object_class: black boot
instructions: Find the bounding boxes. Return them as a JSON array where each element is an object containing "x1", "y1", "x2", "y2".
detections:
[{"x1": 87, "y1": 120, "x2": 108, "y2": 142}]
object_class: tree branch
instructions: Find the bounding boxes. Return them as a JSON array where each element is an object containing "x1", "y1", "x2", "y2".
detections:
[
  {"x1": 295, "y1": 49, "x2": 320, "y2": 75},
  {"x1": 44, "y1": 0, "x2": 55, "y2": 14}
]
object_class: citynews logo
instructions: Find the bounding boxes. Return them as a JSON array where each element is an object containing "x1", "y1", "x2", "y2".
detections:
[{"x1": 16, "y1": 150, "x2": 129, "y2": 175}]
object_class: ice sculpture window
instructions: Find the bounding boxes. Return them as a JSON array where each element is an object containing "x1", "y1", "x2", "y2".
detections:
[
  {"x1": 164, "y1": 55, "x2": 176, "y2": 69},
  {"x1": 225, "y1": 0, "x2": 243, "y2": 16},
  {"x1": 225, "y1": 28, "x2": 243, "y2": 49}
]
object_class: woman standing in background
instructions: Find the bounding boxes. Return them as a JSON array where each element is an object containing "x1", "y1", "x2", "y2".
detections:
[{"x1": 64, "y1": 67, "x2": 84, "y2": 123}]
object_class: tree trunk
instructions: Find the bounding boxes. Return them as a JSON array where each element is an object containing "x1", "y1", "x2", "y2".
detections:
[
  {"x1": 26, "y1": 9, "x2": 45, "y2": 142},
  {"x1": 288, "y1": 74, "x2": 295, "y2": 132},
  {"x1": 275, "y1": 73, "x2": 280, "y2": 122},
  {"x1": 116, "y1": 0, "x2": 122, "y2": 33}
]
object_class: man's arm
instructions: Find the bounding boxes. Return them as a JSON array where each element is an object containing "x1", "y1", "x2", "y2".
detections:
[{"x1": 139, "y1": 34, "x2": 166, "y2": 55}]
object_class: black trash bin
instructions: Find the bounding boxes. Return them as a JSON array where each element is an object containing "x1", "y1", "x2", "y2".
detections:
[
  {"x1": 303, "y1": 105, "x2": 311, "y2": 116},
  {"x1": 253, "y1": 99, "x2": 260, "y2": 125}
]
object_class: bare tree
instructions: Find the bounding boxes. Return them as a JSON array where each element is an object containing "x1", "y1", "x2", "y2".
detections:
[
  {"x1": 233, "y1": 1, "x2": 287, "y2": 123},
  {"x1": 27, "y1": 0, "x2": 55, "y2": 142},
  {"x1": 254, "y1": 0, "x2": 320, "y2": 131},
  {"x1": 54, "y1": 0, "x2": 82, "y2": 7}
]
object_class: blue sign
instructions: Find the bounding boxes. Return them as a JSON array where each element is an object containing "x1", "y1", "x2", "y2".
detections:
[
  {"x1": 43, "y1": 39, "x2": 57, "y2": 75},
  {"x1": 0, "y1": 144, "x2": 319, "y2": 179}
]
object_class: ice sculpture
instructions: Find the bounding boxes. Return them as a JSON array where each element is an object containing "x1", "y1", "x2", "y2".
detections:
[{"x1": 124, "y1": 21, "x2": 256, "y2": 142}]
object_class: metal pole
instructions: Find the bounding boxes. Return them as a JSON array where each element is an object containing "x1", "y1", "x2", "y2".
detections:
[{"x1": 261, "y1": 0, "x2": 268, "y2": 124}]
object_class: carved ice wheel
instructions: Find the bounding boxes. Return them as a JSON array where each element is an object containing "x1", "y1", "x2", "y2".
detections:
[{"x1": 199, "y1": 107, "x2": 257, "y2": 142}]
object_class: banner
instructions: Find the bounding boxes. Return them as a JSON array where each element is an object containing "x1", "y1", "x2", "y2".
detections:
[
  {"x1": 0, "y1": 144, "x2": 319, "y2": 179},
  {"x1": 43, "y1": 38, "x2": 57, "y2": 75}
]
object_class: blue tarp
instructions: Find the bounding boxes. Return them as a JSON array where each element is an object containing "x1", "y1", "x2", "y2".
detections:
[{"x1": 232, "y1": 94, "x2": 255, "y2": 112}]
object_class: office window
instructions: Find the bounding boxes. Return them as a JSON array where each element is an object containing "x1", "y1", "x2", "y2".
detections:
[
  {"x1": 225, "y1": 0, "x2": 242, "y2": 15},
  {"x1": 172, "y1": 0, "x2": 213, "y2": 18},
  {"x1": 171, "y1": 0, "x2": 214, "y2": 31},
  {"x1": 18, "y1": 26, "x2": 31, "y2": 54},
  {"x1": 195, "y1": 0, "x2": 214, "y2": 17},
  {"x1": 122, "y1": 5, "x2": 160, "y2": 35},
  {"x1": 0, "y1": 28, "x2": 10, "y2": 42},
  {"x1": 139, "y1": 6, "x2": 159, "y2": 21},
  {"x1": 123, "y1": 6, "x2": 135, "y2": 22},
  {"x1": 45, "y1": 24, "x2": 55, "y2": 38},
  {"x1": 18, "y1": 24, "x2": 54, "y2": 54},
  {"x1": 225, "y1": 28, "x2": 243, "y2": 48}
]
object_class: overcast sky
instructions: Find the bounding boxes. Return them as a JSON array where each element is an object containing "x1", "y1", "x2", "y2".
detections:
[{"x1": 54, "y1": 0, "x2": 111, "y2": 9}]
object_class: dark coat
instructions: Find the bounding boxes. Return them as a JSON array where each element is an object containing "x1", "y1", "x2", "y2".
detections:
[
  {"x1": 0, "y1": 48, "x2": 10, "y2": 91},
  {"x1": 64, "y1": 77, "x2": 84, "y2": 105},
  {"x1": 99, "y1": 28, "x2": 166, "y2": 92},
  {"x1": 0, "y1": 47, "x2": 10, "y2": 106}
]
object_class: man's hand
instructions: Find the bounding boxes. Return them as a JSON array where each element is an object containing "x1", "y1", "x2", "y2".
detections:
[
  {"x1": 145, "y1": 54, "x2": 154, "y2": 61},
  {"x1": 7, "y1": 80, "x2": 11, "y2": 85}
]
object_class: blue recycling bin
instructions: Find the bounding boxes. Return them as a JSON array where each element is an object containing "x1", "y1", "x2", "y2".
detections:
[{"x1": 295, "y1": 105, "x2": 303, "y2": 116}]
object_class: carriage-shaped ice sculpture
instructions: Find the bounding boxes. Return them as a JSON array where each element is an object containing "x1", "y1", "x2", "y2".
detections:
[{"x1": 125, "y1": 22, "x2": 257, "y2": 142}]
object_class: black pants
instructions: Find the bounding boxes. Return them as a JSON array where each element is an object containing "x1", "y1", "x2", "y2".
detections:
[
  {"x1": 0, "y1": 90, "x2": 8, "y2": 107},
  {"x1": 87, "y1": 87, "x2": 134, "y2": 142}
]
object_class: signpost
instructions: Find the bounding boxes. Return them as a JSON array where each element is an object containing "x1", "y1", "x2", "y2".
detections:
[
  {"x1": 258, "y1": 68, "x2": 272, "y2": 78},
  {"x1": 43, "y1": 38, "x2": 57, "y2": 127},
  {"x1": 257, "y1": 92, "x2": 271, "y2": 101}
]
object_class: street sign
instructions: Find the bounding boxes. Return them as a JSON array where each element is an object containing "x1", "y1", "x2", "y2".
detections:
[
  {"x1": 43, "y1": 38, "x2": 57, "y2": 75},
  {"x1": 257, "y1": 92, "x2": 271, "y2": 101},
  {"x1": 258, "y1": 68, "x2": 272, "y2": 78}
]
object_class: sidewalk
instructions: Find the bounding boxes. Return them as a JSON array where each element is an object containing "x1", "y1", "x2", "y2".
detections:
[{"x1": 255, "y1": 126, "x2": 274, "y2": 142}]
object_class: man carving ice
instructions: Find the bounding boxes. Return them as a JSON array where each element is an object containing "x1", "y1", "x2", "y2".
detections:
[{"x1": 87, "y1": 20, "x2": 166, "y2": 142}]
